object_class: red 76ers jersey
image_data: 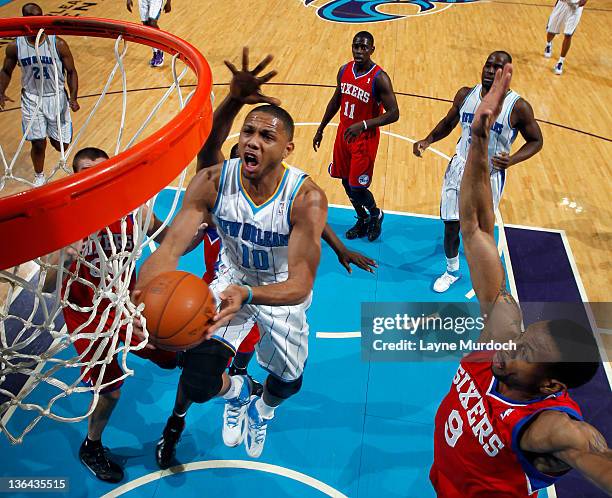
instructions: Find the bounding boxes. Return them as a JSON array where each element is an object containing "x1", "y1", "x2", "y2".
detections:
[
  {"x1": 431, "y1": 351, "x2": 582, "y2": 497},
  {"x1": 339, "y1": 60, "x2": 384, "y2": 129}
]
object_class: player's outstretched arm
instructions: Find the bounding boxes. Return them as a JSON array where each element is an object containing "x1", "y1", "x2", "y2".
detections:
[
  {"x1": 313, "y1": 67, "x2": 343, "y2": 151},
  {"x1": 491, "y1": 98, "x2": 543, "y2": 170},
  {"x1": 343, "y1": 71, "x2": 399, "y2": 142},
  {"x1": 413, "y1": 86, "x2": 470, "y2": 157},
  {"x1": 322, "y1": 224, "x2": 376, "y2": 273},
  {"x1": 210, "y1": 180, "x2": 327, "y2": 332},
  {"x1": 0, "y1": 43, "x2": 17, "y2": 110},
  {"x1": 135, "y1": 167, "x2": 218, "y2": 289},
  {"x1": 197, "y1": 47, "x2": 279, "y2": 171},
  {"x1": 460, "y1": 65, "x2": 522, "y2": 343},
  {"x1": 520, "y1": 410, "x2": 612, "y2": 494},
  {"x1": 56, "y1": 38, "x2": 79, "y2": 112}
]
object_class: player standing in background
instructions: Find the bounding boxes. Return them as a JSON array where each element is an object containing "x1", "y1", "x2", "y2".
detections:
[
  {"x1": 544, "y1": 0, "x2": 587, "y2": 75},
  {"x1": 126, "y1": 0, "x2": 171, "y2": 67},
  {"x1": 0, "y1": 3, "x2": 79, "y2": 186},
  {"x1": 430, "y1": 62, "x2": 612, "y2": 498},
  {"x1": 413, "y1": 51, "x2": 542, "y2": 293},
  {"x1": 313, "y1": 31, "x2": 399, "y2": 242}
]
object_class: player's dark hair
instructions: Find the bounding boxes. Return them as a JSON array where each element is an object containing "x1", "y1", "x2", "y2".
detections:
[
  {"x1": 490, "y1": 50, "x2": 513, "y2": 63},
  {"x1": 354, "y1": 31, "x2": 374, "y2": 46},
  {"x1": 544, "y1": 319, "x2": 600, "y2": 389},
  {"x1": 72, "y1": 147, "x2": 110, "y2": 173},
  {"x1": 247, "y1": 105, "x2": 295, "y2": 140},
  {"x1": 230, "y1": 143, "x2": 240, "y2": 159},
  {"x1": 22, "y1": 3, "x2": 42, "y2": 16}
]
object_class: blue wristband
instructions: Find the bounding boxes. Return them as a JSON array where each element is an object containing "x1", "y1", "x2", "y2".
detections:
[{"x1": 243, "y1": 285, "x2": 253, "y2": 305}]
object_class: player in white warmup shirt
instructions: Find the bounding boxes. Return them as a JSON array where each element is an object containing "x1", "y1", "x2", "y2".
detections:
[
  {"x1": 544, "y1": 0, "x2": 587, "y2": 75},
  {"x1": 0, "y1": 3, "x2": 79, "y2": 187},
  {"x1": 413, "y1": 51, "x2": 543, "y2": 293},
  {"x1": 136, "y1": 49, "x2": 329, "y2": 465},
  {"x1": 126, "y1": 0, "x2": 171, "y2": 67}
]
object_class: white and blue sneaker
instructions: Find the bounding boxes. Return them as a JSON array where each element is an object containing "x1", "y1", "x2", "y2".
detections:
[
  {"x1": 433, "y1": 271, "x2": 461, "y2": 293},
  {"x1": 245, "y1": 397, "x2": 272, "y2": 458},
  {"x1": 222, "y1": 376, "x2": 250, "y2": 447}
]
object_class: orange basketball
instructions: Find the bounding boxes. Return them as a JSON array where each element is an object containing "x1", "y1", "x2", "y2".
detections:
[{"x1": 138, "y1": 271, "x2": 216, "y2": 351}]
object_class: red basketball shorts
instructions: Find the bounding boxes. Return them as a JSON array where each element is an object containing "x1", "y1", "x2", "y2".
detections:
[{"x1": 329, "y1": 125, "x2": 380, "y2": 188}]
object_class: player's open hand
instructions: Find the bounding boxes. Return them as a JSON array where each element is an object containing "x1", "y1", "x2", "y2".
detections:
[
  {"x1": 472, "y1": 64, "x2": 513, "y2": 138},
  {"x1": 343, "y1": 122, "x2": 364, "y2": 143},
  {"x1": 413, "y1": 139, "x2": 430, "y2": 157},
  {"x1": 491, "y1": 152, "x2": 511, "y2": 170},
  {"x1": 208, "y1": 284, "x2": 249, "y2": 334},
  {"x1": 338, "y1": 249, "x2": 377, "y2": 274},
  {"x1": 313, "y1": 129, "x2": 323, "y2": 151},
  {"x1": 126, "y1": 0, "x2": 133, "y2": 13},
  {"x1": 0, "y1": 93, "x2": 14, "y2": 111},
  {"x1": 225, "y1": 47, "x2": 280, "y2": 106}
]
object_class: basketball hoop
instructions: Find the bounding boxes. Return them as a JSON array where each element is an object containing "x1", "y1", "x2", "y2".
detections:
[
  {"x1": 0, "y1": 17, "x2": 212, "y2": 443},
  {"x1": 0, "y1": 16, "x2": 213, "y2": 270}
]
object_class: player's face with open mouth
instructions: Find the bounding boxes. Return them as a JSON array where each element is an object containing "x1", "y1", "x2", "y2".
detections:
[{"x1": 239, "y1": 113, "x2": 291, "y2": 179}]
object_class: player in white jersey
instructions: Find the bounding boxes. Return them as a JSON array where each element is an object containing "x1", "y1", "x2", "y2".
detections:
[
  {"x1": 544, "y1": 0, "x2": 587, "y2": 75},
  {"x1": 126, "y1": 0, "x2": 171, "y2": 67},
  {"x1": 135, "y1": 49, "x2": 328, "y2": 465},
  {"x1": 413, "y1": 51, "x2": 542, "y2": 293},
  {"x1": 0, "y1": 3, "x2": 79, "y2": 186}
]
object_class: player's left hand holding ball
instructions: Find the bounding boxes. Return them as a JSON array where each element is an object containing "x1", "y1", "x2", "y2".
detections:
[{"x1": 208, "y1": 284, "x2": 249, "y2": 334}]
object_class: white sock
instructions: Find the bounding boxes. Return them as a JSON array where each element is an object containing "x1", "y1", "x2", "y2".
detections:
[
  {"x1": 546, "y1": 42, "x2": 552, "y2": 48},
  {"x1": 255, "y1": 397, "x2": 276, "y2": 419},
  {"x1": 446, "y1": 256, "x2": 459, "y2": 273},
  {"x1": 222, "y1": 374, "x2": 245, "y2": 400},
  {"x1": 558, "y1": 57, "x2": 565, "y2": 64}
]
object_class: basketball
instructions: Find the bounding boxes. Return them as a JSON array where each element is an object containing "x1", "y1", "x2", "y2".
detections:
[{"x1": 138, "y1": 271, "x2": 216, "y2": 351}]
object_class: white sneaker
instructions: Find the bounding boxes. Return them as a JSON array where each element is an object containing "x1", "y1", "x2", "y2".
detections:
[
  {"x1": 222, "y1": 376, "x2": 250, "y2": 447},
  {"x1": 544, "y1": 44, "x2": 552, "y2": 58},
  {"x1": 33, "y1": 173, "x2": 46, "y2": 187},
  {"x1": 245, "y1": 397, "x2": 272, "y2": 458},
  {"x1": 433, "y1": 271, "x2": 461, "y2": 293},
  {"x1": 554, "y1": 62, "x2": 563, "y2": 75}
]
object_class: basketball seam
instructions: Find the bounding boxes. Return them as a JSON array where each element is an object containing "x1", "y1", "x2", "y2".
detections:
[
  {"x1": 153, "y1": 272, "x2": 191, "y2": 336},
  {"x1": 164, "y1": 278, "x2": 212, "y2": 339}
]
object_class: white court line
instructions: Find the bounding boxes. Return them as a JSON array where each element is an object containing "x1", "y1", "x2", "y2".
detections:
[
  {"x1": 316, "y1": 331, "x2": 361, "y2": 339},
  {"x1": 101, "y1": 460, "x2": 347, "y2": 498}
]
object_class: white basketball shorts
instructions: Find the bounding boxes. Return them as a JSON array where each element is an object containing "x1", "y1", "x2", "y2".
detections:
[
  {"x1": 138, "y1": 0, "x2": 164, "y2": 22},
  {"x1": 547, "y1": 0, "x2": 584, "y2": 36},
  {"x1": 209, "y1": 266, "x2": 311, "y2": 382},
  {"x1": 21, "y1": 90, "x2": 72, "y2": 143}
]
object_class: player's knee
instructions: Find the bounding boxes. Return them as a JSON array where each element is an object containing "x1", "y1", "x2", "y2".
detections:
[
  {"x1": 31, "y1": 139, "x2": 46, "y2": 151},
  {"x1": 180, "y1": 372, "x2": 222, "y2": 403},
  {"x1": 341, "y1": 178, "x2": 352, "y2": 197},
  {"x1": 265, "y1": 375, "x2": 303, "y2": 400},
  {"x1": 349, "y1": 186, "x2": 370, "y2": 205},
  {"x1": 102, "y1": 388, "x2": 121, "y2": 401},
  {"x1": 179, "y1": 340, "x2": 232, "y2": 403},
  {"x1": 444, "y1": 221, "x2": 460, "y2": 239}
]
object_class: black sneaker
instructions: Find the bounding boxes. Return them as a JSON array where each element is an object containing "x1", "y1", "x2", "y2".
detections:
[
  {"x1": 156, "y1": 415, "x2": 185, "y2": 469},
  {"x1": 79, "y1": 440, "x2": 124, "y2": 483},
  {"x1": 346, "y1": 216, "x2": 369, "y2": 239},
  {"x1": 367, "y1": 211, "x2": 384, "y2": 241},
  {"x1": 251, "y1": 378, "x2": 264, "y2": 398}
]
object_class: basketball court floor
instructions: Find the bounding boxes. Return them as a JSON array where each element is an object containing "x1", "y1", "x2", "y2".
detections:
[{"x1": 0, "y1": 0, "x2": 610, "y2": 497}]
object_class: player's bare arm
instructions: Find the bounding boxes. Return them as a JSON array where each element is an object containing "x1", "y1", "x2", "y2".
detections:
[
  {"x1": 197, "y1": 48, "x2": 279, "y2": 171},
  {"x1": 56, "y1": 37, "x2": 79, "y2": 112},
  {"x1": 413, "y1": 86, "x2": 471, "y2": 157},
  {"x1": 343, "y1": 70, "x2": 399, "y2": 142},
  {"x1": 0, "y1": 42, "x2": 17, "y2": 110},
  {"x1": 491, "y1": 98, "x2": 543, "y2": 170},
  {"x1": 126, "y1": 0, "x2": 133, "y2": 12},
  {"x1": 460, "y1": 65, "x2": 522, "y2": 343},
  {"x1": 211, "y1": 180, "x2": 327, "y2": 332},
  {"x1": 520, "y1": 410, "x2": 612, "y2": 494},
  {"x1": 135, "y1": 166, "x2": 219, "y2": 290},
  {"x1": 321, "y1": 225, "x2": 376, "y2": 273},
  {"x1": 313, "y1": 66, "x2": 343, "y2": 151}
]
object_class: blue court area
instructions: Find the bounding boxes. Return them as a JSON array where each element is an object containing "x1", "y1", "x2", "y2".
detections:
[{"x1": 2, "y1": 187, "x2": 608, "y2": 497}]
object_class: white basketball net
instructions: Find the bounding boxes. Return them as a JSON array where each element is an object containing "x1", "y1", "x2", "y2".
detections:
[{"x1": 0, "y1": 29, "x2": 210, "y2": 444}]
